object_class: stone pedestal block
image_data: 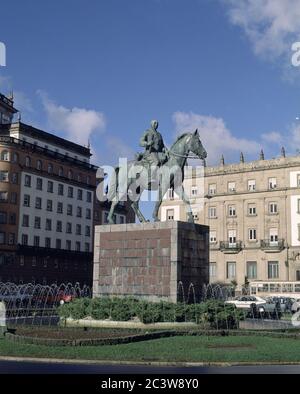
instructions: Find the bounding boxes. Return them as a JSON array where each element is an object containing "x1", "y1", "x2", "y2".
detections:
[{"x1": 93, "y1": 221, "x2": 209, "y2": 302}]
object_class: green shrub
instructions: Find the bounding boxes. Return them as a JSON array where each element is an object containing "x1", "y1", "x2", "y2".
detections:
[{"x1": 86, "y1": 297, "x2": 111, "y2": 320}]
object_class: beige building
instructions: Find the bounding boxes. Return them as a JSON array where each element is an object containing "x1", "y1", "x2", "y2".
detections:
[{"x1": 159, "y1": 152, "x2": 300, "y2": 289}]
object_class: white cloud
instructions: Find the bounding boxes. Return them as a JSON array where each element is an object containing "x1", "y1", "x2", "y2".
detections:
[
  {"x1": 38, "y1": 90, "x2": 106, "y2": 146},
  {"x1": 223, "y1": 0, "x2": 300, "y2": 67},
  {"x1": 172, "y1": 111, "x2": 261, "y2": 165},
  {"x1": 261, "y1": 131, "x2": 283, "y2": 145}
]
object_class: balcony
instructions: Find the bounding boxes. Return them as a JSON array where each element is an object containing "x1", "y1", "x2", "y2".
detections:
[
  {"x1": 220, "y1": 241, "x2": 242, "y2": 254},
  {"x1": 260, "y1": 239, "x2": 285, "y2": 252}
]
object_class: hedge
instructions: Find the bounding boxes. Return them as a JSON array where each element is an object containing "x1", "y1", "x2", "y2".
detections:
[{"x1": 58, "y1": 297, "x2": 244, "y2": 329}]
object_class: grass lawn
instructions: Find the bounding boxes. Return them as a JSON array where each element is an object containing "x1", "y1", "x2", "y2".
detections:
[{"x1": 1, "y1": 335, "x2": 300, "y2": 363}]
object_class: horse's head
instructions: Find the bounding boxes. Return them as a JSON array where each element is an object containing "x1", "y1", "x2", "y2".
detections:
[{"x1": 188, "y1": 129, "x2": 207, "y2": 160}]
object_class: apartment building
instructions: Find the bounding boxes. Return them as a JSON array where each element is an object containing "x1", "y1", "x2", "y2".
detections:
[
  {"x1": 0, "y1": 92, "x2": 134, "y2": 286},
  {"x1": 160, "y1": 153, "x2": 300, "y2": 289}
]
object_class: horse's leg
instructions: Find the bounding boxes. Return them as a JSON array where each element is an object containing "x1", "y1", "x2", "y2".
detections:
[
  {"x1": 152, "y1": 177, "x2": 164, "y2": 222},
  {"x1": 131, "y1": 199, "x2": 148, "y2": 223},
  {"x1": 107, "y1": 200, "x2": 118, "y2": 224},
  {"x1": 176, "y1": 185, "x2": 194, "y2": 223}
]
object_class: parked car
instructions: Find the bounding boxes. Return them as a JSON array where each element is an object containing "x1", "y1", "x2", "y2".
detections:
[
  {"x1": 251, "y1": 298, "x2": 282, "y2": 320},
  {"x1": 225, "y1": 296, "x2": 266, "y2": 310},
  {"x1": 291, "y1": 299, "x2": 300, "y2": 314},
  {"x1": 265, "y1": 297, "x2": 295, "y2": 313}
]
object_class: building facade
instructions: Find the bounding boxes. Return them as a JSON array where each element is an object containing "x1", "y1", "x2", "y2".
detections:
[
  {"x1": 160, "y1": 154, "x2": 300, "y2": 290},
  {"x1": 0, "y1": 92, "x2": 134, "y2": 286}
]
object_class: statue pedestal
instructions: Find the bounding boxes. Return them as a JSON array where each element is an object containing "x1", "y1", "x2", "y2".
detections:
[{"x1": 93, "y1": 221, "x2": 209, "y2": 302}]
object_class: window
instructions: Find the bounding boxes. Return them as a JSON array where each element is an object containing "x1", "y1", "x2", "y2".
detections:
[
  {"x1": 25, "y1": 156, "x2": 31, "y2": 167},
  {"x1": 47, "y1": 181, "x2": 53, "y2": 193},
  {"x1": 33, "y1": 236, "x2": 40, "y2": 247},
  {"x1": 248, "y1": 228, "x2": 257, "y2": 241},
  {"x1": 1, "y1": 151, "x2": 9, "y2": 161},
  {"x1": 20, "y1": 256, "x2": 25, "y2": 266},
  {"x1": 46, "y1": 200, "x2": 53, "y2": 212},
  {"x1": 0, "y1": 232, "x2": 5, "y2": 245},
  {"x1": 208, "y1": 207, "x2": 217, "y2": 218},
  {"x1": 269, "y1": 177, "x2": 277, "y2": 189},
  {"x1": 0, "y1": 212, "x2": 7, "y2": 224},
  {"x1": 248, "y1": 180, "x2": 256, "y2": 191},
  {"x1": 191, "y1": 186, "x2": 198, "y2": 196},
  {"x1": 77, "y1": 189, "x2": 83, "y2": 200},
  {"x1": 228, "y1": 205, "x2": 236, "y2": 217},
  {"x1": 85, "y1": 243, "x2": 90, "y2": 252},
  {"x1": 226, "y1": 262, "x2": 236, "y2": 279},
  {"x1": 192, "y1": 212, "x2": 198, "y2": 221},
  {"x1": 68, "y1": 170, "x2": 73, "y2": 180},
  {"x1": 268, "y1": 261, "x2": 279, "y2": 279},
  {"x1": 57, "y1": 202, "x2": 63, "y2": 214},
  {"x1": 228, "y1": 182, "x2": 236, "y2": 192},
  {"x1": 47, "y1": 163, "x2": 53, "y2": 174},
  {"x1": 0, "y1": 192, "x2": 8, "y2": 202},
  {"x1": 75, "y1": 242, "x2": 81, "y2": 252},
  {"x1": 24, "y1": 175, "x2": 31, "y2": 187},
  {"x1": 66, "y1": 223, "x2": 72, "y2": 234},
  {"x1": 77, "y1": 173, "x2": 81, "y2": 182},
  {"x1": 86, "y1": 208, "x2": 91, "y2": 219},
  {"x1": 247, "y1": 262, "x2": 257, "y2": 279},
  {"x1": 119, "y1": 215, "x2": 125, "y2": 224},
  {"x1": 208, "y1": 184, "x2": 216, "y2": 195},
  {"x1": 36, "y1": 160, "x2": 42, "y2": 171},
  {"x1": 209, "y1": 263, "x2": 217, "y2": 278},
  {"x1": 21, "y1": 234, "x2": 28, "y2": 246},
  {"x1": 36, "y1": 178, "x2": 43, "y2": 190},
  {"x1": 210, "y1": 231, "x2": 217, "y2": 243},
  {"x1": 66, "y1": 240, "x2": 71, "y2": 251},
  {"x1": 22, "y1": 215, "x2": 29, "y2": 227},
  {"x1": 12, "y1": 153, "x2": 19, "y2": 163},
  {"x1": 85, "y1": 226, "x2": 91, "y2": 237},
  {"x1": 269, "y1": 202, "x2": 278, "y2": 214},
  {"x1": 68, "y1": 187, "x2": 73, "y2": 198},
  {"x1": 56, "y1": 239, "x2": 61, "y2": 249},
  {"x1": 58, "y1": 184, "x2": 64, "y2": 196},
  {"x1": 167, "y1": 209, "x2": 174, "y2": 220},
  {"x1": 269, "y1": 228, "x2": 278, "y2": 245},
  {"x1": 56, "y1": 221, "x2": 62, "y2": 232},
  {"x1": 0, "y1": 171, "x2": 9, "y2": 182},
  {"x1": 11, "y1": 173, "x2": 18, "y2": 184},
  {"x1": 248, "y1": 203, "x2": 256, "y2": 216},
  {"x1": 87, "y1": 191, "x2": 92, "y2": 203},
  {"x1": 45, "y1": 238, "x2": 51, "y2": 248},
  {"x1": 8, "y1": 233, "x2": 15, "y2": 245},
  {"x1": 45, "y1": 219, "x2": 52, "y2": 231},
  {"x1": 9, "y1": 213, "x2": 16, "y2": 225},
  {"x1": 76, "y1": 224, "x2": 81, "y2": 235},
  {"x1": 10, "y1": 192, "x2": 17, "y2": 204},
  {"x1": 76, "y1": 206, "x2": 82, "y2": 218},
  {"x1": 67, "y1": 204, "x2": 73, "y2": 216},
  {"x1": 23, "y1": 194, "x2": 30, "y2": 207},
  {"x1": 228, "y1": 230, "x2": 236, "y2": 245},
  {"x1": 167, "y1": 188, "x2": 174, "y2": 199},
  {"x1": 34, "y1": 217, "x2": 41, "y2": 229},
  {"x1": 35, "y1": 197, "x2": 42, "y2": 209},
  {"x1": 58, "y1": 167, "x2": 63, "y2": 177}
]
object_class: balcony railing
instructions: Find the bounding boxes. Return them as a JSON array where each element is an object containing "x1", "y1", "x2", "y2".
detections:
[
  {"x1": 260, "y1": 239, "x2": 285, "y2": 252},
  {"x1": 220, "y1": 241, "x2": 242, "y2": 253}
]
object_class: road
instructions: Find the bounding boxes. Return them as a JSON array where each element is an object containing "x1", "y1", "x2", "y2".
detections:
[{"x1": 1, "y1": 360, "x2": 300, "y2": 374}]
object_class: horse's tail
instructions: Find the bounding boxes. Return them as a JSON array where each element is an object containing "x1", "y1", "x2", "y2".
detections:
[{"x1": 107, "y1": 166, "x2": 120, "y2": 201}]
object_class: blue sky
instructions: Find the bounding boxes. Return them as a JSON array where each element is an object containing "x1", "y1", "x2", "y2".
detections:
[{"x1": 1, "y1": 0, "x2": 300, "y2": 167}]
